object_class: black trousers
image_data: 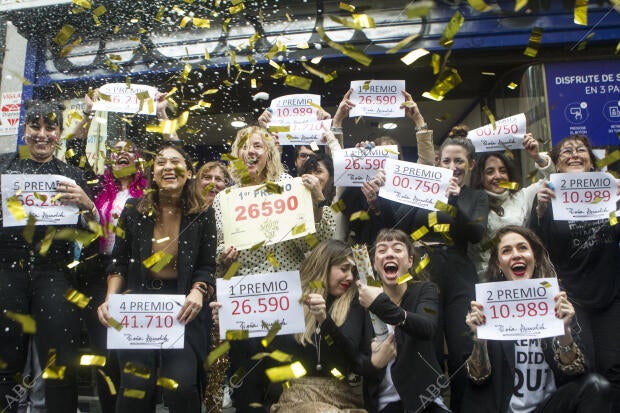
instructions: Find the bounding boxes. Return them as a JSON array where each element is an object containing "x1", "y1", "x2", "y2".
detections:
[
  {"x1": 425, "y1": 246, "x2": 477, "y2": 413},
  {"x1": 535, "y1": 373, "x2": 612, "y2": 413},
  {"x1": 0, "y1": 266, "x2": 81, "y2": 413}
]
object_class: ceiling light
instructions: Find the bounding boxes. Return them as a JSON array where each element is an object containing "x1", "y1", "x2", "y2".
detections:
[
  {"x1": 231, "y1": 120, "x2": 247, "y2": 128},
  {"x1": 381, "y1": 122, "x2": 397, "y2": 130}
]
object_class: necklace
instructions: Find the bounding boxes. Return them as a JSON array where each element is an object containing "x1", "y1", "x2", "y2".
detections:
[{"x1": 313, "y1": 323, "x2": 322, "y2": 371}]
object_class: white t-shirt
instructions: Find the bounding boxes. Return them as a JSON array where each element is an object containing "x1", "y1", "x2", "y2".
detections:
[{"x1": 509, "y1": 339, "x2": 556, "y2": 413}]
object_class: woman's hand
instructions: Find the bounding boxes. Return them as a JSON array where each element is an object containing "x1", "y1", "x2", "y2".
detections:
[
  {"x1": 301, "y1": 174, "x2": 325, "y2": 203},
  {"x1": 58, "y1": 181, "x2": 95, "y2": 211},
  {"x1": 258, "y1": 109, "x2": 272, "y2": 129},
  {"x1": 177, "y1": 289, "x2": 203, "y2": 324},
  {"x1": 356, "y1": 281, "x2": 383, "y2": 309},
  {"x1": 305, "y1": 293, "x2": 327, "y2": 323},
  {"x1": 355, "y1": 140, "x2": 374, "y2": 149},
  {"x1": 210, "y1": 301, "x2": 222, "y2": 324},
  {"x1": 554, "y1": 292, "x2": 575, "y2": 330},
  {"x1": 155, "y1": 91, "x2": 169, "y2": 120},
  {"x1": 371, "y1": 333, "x2": 396, "y2": 369},
  {"x1": 465, "y1": 301, "x2": 485, "y2": 339},
  {"x1": 401, "y1": 91, "x2": 425, "y2": 128},
  {"x1": 446, "y1": 176, "x2": 461, "y2": 197},
  {"x1": 84, "y1": 89, "x2": 98, "y2": 113},
  {"x1": 522, "y1": 133, "x2": 539, "y2": 158},
  {"x1": 332, "y1": 88, "x2": 354, "y2": 127},
  {"x1": 219, "y1": 246, "x2": 239, "y2": 270},
  {"x1": 536, "y1": 181, "x2": 556, "y2": 217},
  {"x1": 97, "y1": 301, "x2": 112, "y2": 327}
]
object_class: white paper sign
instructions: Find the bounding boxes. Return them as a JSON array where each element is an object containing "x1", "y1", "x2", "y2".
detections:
[
  {"x1": 475, "y1": 278, "x2": 564, "y2": 341},
  {"x1": 467, "y1": 113, "x2": 527, "y2": 152},
  {"x1": 334, "y1": 145, "x2": 399, "y2": 187},
  {"x1": 91, "y1": 83, "x2": 158, "y2": 115},
  {"x1": 1, "y1": 174, "x2": 80, "y2": 227},
  {"x1": 349, "y1": 80, "x2": 405, "y2": 118},
  {"x1": 216, "y1": 271, "x2": 305, "y2": 340},
  {"x1": 550, "y1": 172, "x2": 618, "y2": 221},
  {"x1": 219, "y1": 178, "x2": 316, "y2": 250},
  {"x1": 379, "y1": 159, "x2": 452, "y2": 211},
  {"x1": 0, "y1": 91, "x2": 21, "y2": 136},
  {"x1": 269, "y1": 94, "x2": 321, "y2": 126},
  {"x1": 106, "y1": 294, "x2": 186, "y2": 349},
  {"x1": 276, "y1": 119, "x2": 332, "y2": 146}
]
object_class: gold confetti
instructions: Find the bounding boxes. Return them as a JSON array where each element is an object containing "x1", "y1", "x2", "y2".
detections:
[
  {"x1": 415, "y1": 254, "x2": 430, "y2": 274},
  {"x1": 268, "y1": 125, "x2": 290, "y2": 133},
  {"x1": 305, "y1": 233, "x2": 319, "y2": 249},
  {"x1": 123, "y1": 362, "x2": 151, "y2": 379},
  {"x1": 350, "y1": 210, "x2": 370, "y2": 221},
  {"x1": 596, "y1": 150, "x2": 620, "y2": 168},
  {"x1": 410, "y1": 225, "x2": 429, "y2": 241},
  {"x1": 515, "y1": 0, "x2": 528, "y2": 11},
  {"x1": 53, "y1": 25, "x2": 75, "y2": 46},
  {"x1": 42, "y1": 364, "x2": 66, "y2": 380},
  {"x1": 193, "y1": 17, "x2": 211, "y2": 28},
  {"x1": 80, "y1": 355, "x2": 106, "y2": 366},
  {"x1": 123, "y1": 389, "x2": 146, "y2": 399},
  {"x1": 610, "y1": 211, "x2": 618, "y2": 226},
  {"x1": 467, "y1": 0, "x2": 498, "y2": 12},
  {"x1": 268, "y1": 350, "x2": 293, "y2": 363},
  {"x1": 64, "y1": 288, "x2": 91, "y2": 308},
  {"x1": 308, "y1": 281, "x2": 325, "y2": 289},
  {"x1": 397, "y1": 273, "x2": 413, "y2": 284},
  {"x1": 265, "y1": 362, "x2": 307, "y2": 382},
  {"x1": 507, "y1": 82, "x2": 518, "y2": 90},
  {"x1": 97, "y1": 369, "x2": 116, "y2": 395},
  {"x1": 339, "y1": 2, "x2": 355, "y2": 12},
  {"x1": 292, "y1": 223, "x2": 306, "y2": 235},
  {"x1": 428, "y1": 212, "x2": 438, "y2": 228},
  {"x1": 301, "y1": 63, "x2": 336, "y2": 83},
  {"x1": 482, "y1": 105, "x2": 496, "y2": 130},
  {"x1": 405, "y1": 1, "x2": 434, "y2": 18},
  {"x1": 229, "y1": 3, "x2": 245, "y2": 13},
  {"x1": 435, "y1": 200, "x2": 456, "y2": 216},
  {"x1": 23, "y1": 215, "x2": 36, "y2": 244},
  {"x1": 143, "y1": 251, "x2": 173, "y2": 272},
  {"x1": 328, "y1": 14, "x2": 375, "y2": 30},
  {"x1": 422, "y1": 67, "x2": 462, "y2": 101},
  {"x1": 225, "y1": 330, "x2": 249, "y2": 341},
  {"x1": 5, "y1": 311, "x2": 36, "y2": 334},
  {"x1": 438, "y1": 11, "x2": 464, "y2": 48},
  {"x1": 400, "y1": 48, "x2": 429, "y2": 65},
  {"x1": 39, "y1": 227, "x2": 55, "y2": 256},
  {"x1": 206, "y1": 341, "x2": 230, "y2": 368},
  {"x1": 107, "y1": 317, "x2": 123, "y2": 331},
  {"x1": 539, "y1": 280, "x2": 552, "y2": 288},
  {"x1": 7, "y1": 196, "x2": 27, "y2": 221},
  {"x1": 284, "y1": 75, "x2": 312, "y2": 91},
  {"x1": 574, "y1": 0, "x2": 588, "y2": 25},
  {"x1": 156, "y1": 377, "x2": 179, "y2": 390},
  {"x1": 261, "y1": 321, "x2": 282, "y2": 347},
  {"x1": 387, "y1": 34, "x2": 421, "y2": 54},
  {"x1": 433, "y1": 224, "x2": 450, "y2": 233},
  {"x1": 72, "y1": 0, "x2": 91, "y2": 9},
  {"x1": 330, "y1": 368, "x2": 345, "y2": 380},
  {"x1": 523, "y1": 27, "x2": 543, "y2": 57},
  {"x1": 223, "y1": 261, "x2": 240, "y2": 280},
  {"x1": 267, "y1": 252, "x2": 280, "y2": 269},
  {"x1": 316, "y1": 25, "x2": 372, "y2": 67},
  {"x1": 93, "y1": 4, "x2": 106, "y2": 15},
  {"x1": 366, "y1": 276, "x2": 382, "y2": 287},
  {"x1": 112, "y1": 164, "x2": 137, "y2": 179},
  {"x1": 331, "y1": 199, "x2": 346, "y2": 213},
  {"x1": 497, "y1": 180, "x2": 520, "y2": 190}
]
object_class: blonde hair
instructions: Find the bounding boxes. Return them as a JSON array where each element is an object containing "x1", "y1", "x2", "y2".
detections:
[
  {"x1": 295, "y1": 240, "x2": 356, "y2": 346},
  {"x1": 229, "y1": 126, "x2": 283, "y2": 184}
]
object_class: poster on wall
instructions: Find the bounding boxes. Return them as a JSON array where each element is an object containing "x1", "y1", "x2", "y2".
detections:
[
  {"x1": 0, "y1": 91, "x2": 22, "y2": 136},
  {"x1": 544, "y1": 60, "x2": 620, "y2": 147}
]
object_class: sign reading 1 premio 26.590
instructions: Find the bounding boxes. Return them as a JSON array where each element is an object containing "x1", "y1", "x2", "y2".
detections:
[{"x1": 545, "y1": 60, "x2": 620, "y2": 147}]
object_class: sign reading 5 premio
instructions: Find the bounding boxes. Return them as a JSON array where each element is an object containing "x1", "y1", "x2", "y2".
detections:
[{"x1": 545, "y1": 60, "x2": 620, "y2": 147}]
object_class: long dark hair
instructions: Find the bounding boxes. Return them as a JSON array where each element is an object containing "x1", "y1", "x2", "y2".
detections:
[
  {"x1": 471, "y1": 152, "x2": 520, "y2": 216},
  {"x1": 298, "y1": 153, "x2": 335, "y2": 204},
  {"x1": 137, "y1": 143, "x2": 203, "y2": 217},
  {"x1": 485, "y1": 225, "x2": 557, "y2": 282}
]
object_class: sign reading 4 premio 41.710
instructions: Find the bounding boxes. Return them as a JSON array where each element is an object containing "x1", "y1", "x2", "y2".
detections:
[{"x1": 545, "y1": 60, "x2": 620, "y2": 147}]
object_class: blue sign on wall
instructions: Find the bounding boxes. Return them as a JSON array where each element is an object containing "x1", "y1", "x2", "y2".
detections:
[{"x1": 545, "y1": 60, "x2": 620, "y2": 147}]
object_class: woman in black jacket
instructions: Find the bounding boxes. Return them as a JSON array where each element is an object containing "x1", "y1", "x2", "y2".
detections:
[
  {"x1": 357, "y1": 228, "x2": 449, "y2": 413},
  {"x1": 463, "y1": 225, "x2": 611, "y2": 413},
  {"x1": 97, "y1": 143, "x2": 216, "y2": 413}
]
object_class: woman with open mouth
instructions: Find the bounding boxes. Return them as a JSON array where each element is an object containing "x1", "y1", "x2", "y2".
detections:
[
  {"x1": 469, "y1": 133, "x2": 553, "y2": 278},
  {"x1": 355, "y1": 228, "x2": 449, "y2": 413},
  {"x1": 530, "y1": 134, "x2": 620, "y2": 409},
  {"x1": 463, "y1": 225, "x2": 611, "y2": 413}
]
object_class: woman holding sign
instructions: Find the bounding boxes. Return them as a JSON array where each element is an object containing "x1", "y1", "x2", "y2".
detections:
[
  {"x1": 97, "y1": 143, "x2": 216, "y2": 413},
  {"x1": 469, "y1": 133, "x2": 553, "y2": 278},
  {"x1": 356, "y1": 228, "x2": 450, "y2": 413},
  {"x1": 530, "y1": 134, "x2": 620, "y2": 409},
  {"x1": 463, "y1": 225, "x2": 611, "y2": 412}
]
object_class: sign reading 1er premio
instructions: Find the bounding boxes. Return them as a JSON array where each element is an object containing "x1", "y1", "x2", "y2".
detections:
[
  {"x1": 107, "y1": 294, "x2": 186, "y2": 349},
  {"x1": 467, "y1": 113, "x2": 526, "y2": 153},
  {"x1": 334, "y1": 145, "x2": 398, "y2": 187},
  {"x1": 349, "y1": 80, "x2": 405, "y2": 118},
  {"x1": 379, "y1": 159, "x2": 452, "y2": 211},
  {"x1": 1, "y1": 174, "x2": 79, "y2": 227},
  {"x1": 475, "y1": 278, "x2": 564, "y2": 341},
  {"x1": 219, "y1": 178, "x2": 315, "y2": 250},
  {"x1": 91, "y1": 83, "x2": 158, "y2": 115},
  {"x1": 216, "y1": 271, "x2": 305, "y2": 340},
  {"x1": 550, "y1": 172, "x2": 618, "y2": 221}
]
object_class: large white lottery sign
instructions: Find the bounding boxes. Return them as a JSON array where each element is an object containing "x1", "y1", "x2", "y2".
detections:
[
  {"x1": 334, "y1": 145, "x2": 398, "y2": 187},
  {"x1": 549, "y1": 172, "x2": 618, "y2": 221},
  {"x1": 467, "y1": 113, "x2": 527, "y2": 152},
  {"x1": 107, "y1": 294, "x2": 186, "y2": 349},
  {"x1": 216, "y1": 271, "x2": 305, "y2": 340},
  {"x1": 91, "y1": 83, "x2": 158, "y2": 115},
  {"x1": 1, "y1": 174, "x2": 79, "y2": 227},
  {"x1": 220, "y1": 178, "x2": 315, "y2": 250},
  {"x1": 379, "y1": 159, "x2": 452, "y2": 211},
  {"x1": 276, "y1": 119, "x2": 332, "y2": 146},
  {"x1": 269, "y1": 94, "x2": 321, "y2": 125},
  {"x1": 349, "y1": 80, "x2": 405, "y2": 118},
  {"x1": 475, "y1": 278, "x2": 564, "y2": 341}
]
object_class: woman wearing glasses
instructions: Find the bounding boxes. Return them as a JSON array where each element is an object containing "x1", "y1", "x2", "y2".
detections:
[{"x1": 530, "y1": 134, "x2": 620, "y2": 410}]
